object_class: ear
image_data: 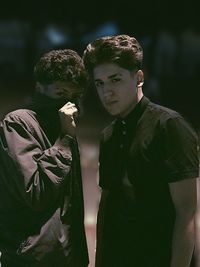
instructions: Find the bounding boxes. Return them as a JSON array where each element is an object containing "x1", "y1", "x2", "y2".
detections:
[
  {"x1": 36, "y1": 82, "x2": 44, "y2": 93},
  {"x1": 136, "y1": 70, "x2": 144, "y2": 87}
]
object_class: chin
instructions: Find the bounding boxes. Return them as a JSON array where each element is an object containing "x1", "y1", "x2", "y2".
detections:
[{"x1": 106, "y1": 110, "x2": 120, "y2": 117}]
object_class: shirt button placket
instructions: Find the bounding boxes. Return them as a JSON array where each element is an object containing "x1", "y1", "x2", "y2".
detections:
[{"x1": 120, "y1": 120, "x2": 126, "y2": 149}]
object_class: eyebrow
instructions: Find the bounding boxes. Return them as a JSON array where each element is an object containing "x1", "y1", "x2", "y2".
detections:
[
  {"x1": 108, "y1": 73, "x2": 122, "y2": 79},
  {"x1": 94, "y1": 73, "x2": 122, "y2": 82}
]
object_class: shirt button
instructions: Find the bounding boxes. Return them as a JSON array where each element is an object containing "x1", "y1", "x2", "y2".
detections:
[
  {"x1": 122, "y1": 120, "x2": 126, "y2": 125},
  {"x1": 120, "y1": 144, "x2": 124, "y2": 149},
  {"x1": 122, "y1": 130, "x2": 126, "y2": 135}
]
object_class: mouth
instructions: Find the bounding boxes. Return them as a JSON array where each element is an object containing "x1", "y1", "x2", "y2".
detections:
[{"x1": 105, "y1": 100, "x2": 118, "y2": 106}]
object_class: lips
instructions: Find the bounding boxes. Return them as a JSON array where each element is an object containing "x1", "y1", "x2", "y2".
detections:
[{"x1": 105, "y1": 100, "x2": 118, "y2": 106}]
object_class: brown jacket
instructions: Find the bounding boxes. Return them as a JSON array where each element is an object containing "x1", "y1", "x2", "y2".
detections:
[{"x1": 0, "y1": 106, "x2": 88, "y2": 266}]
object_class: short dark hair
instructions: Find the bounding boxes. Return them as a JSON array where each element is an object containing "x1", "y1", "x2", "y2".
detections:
[
  {"x1": 83, "y1": 34, "x2": 143, "y2": 75},
  {"x1": 34, "y1": 49, "x2": 88, "y2": 88}
]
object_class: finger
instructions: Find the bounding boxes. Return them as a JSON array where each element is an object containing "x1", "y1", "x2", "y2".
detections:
[
  {"x1": 65, "y1": 102, "x2": 76, "y2": 107},
  {"x1": 71, "y1": 107, "x2": 78, "y2": 115},
  {"x1": 60, "y1": 103, "x2": 76, "y2": 112},
  {"x1": 72, "y1": 108, "x2": 78, "y2": 116},
  {"x1": 59, "y1": 106, "x2": 78, "y2": 115}
]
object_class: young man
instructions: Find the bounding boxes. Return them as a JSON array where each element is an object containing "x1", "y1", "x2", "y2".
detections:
[
  {"x1": 83, "y1": 34, "x2": 199, "y2": 267},
  {"x1": 0, "y1": 49, "x2": 89, "y2": 266}
]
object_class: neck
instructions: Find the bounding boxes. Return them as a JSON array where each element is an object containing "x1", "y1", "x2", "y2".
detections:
[
  {"x1": 137, "y1": 87, "x2": 143, "y2": 103},
  {"x1": 120, "y1": 87, "x2": 143, "y2": 118}
]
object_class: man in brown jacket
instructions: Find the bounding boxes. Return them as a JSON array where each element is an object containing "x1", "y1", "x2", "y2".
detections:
[{"x1": 0, "y1": 49, "x2": 89, "y2": 267}]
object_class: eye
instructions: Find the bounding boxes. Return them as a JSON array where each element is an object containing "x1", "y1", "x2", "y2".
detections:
[
  {"x1": 111, "y1": 78, "x2": 121, "y2": 83},
  {"x1": 61, "y1": 88, "x2": 71, "y2": 94},
  {"x1": 95, "y1": 81, "x2": 104, "y2": 88}
]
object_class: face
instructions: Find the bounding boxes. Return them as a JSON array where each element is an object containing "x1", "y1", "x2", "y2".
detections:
[
  {"x1": 93, "y1": 63, "x2": 141, "y2": 118},
  {"x1": 38, "y1": 81, "x2": 83, "y2": 102}
]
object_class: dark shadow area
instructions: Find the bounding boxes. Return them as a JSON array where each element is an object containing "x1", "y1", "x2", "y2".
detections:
[{"x1": 0, "y1": 3, "x2": 199, "y2": 266}]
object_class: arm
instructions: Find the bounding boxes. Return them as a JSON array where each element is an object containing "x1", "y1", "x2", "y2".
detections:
[
  {"x1": 95, "y1": 189, "x2": 109, "y2": 267},
  {"x1": 169, "y1": 177, "x2": 197, "y2": 267},
  {"x1": 195, "y1": 177, "x2": 200, "y2": 267},
  {"x1": 0, "y1": 103, "x2": 78, "y2": 212},
  {"x1": 160, "y1": 116, "x2": 199, "y2": 266},
  {"x1": 0, "y1": 115, "x2": 73, "y2": 212}
]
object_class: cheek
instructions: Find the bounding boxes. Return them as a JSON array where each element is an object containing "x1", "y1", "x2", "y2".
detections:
[
  {"x1": 97, "y1": 90, "x2": 104, "y2": 100},
  {"x1": 119, "y1": 86, "x2": 136, "y2": 102}
]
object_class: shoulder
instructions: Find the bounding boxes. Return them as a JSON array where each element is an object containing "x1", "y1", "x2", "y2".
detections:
[
  {"x1": 137, "y1": 100, "x2": 183, "y2": 134},
  {"x1": 141, "y1": 100, "x2": 197, "y2": 140},
  {"x1": 153, "y1": 103, "x2": 197, "y2": 140},
  {"x1": 147, "y1": 101, "x2": 181, "y2": 121},
  {"x1": 147, "y1": 101, "x2": 194, "y2": 130},
  {"x1": 3, "y1": 109, "x2": 36, "y2": 121},
  {"x1": 2, "y1": 109, "x2": 38, "y2": 132}
]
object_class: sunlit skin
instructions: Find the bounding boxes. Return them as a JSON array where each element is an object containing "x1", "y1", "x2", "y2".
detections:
[{"x1": 93, "y1": 63, "x2": 144, "y2": 118}]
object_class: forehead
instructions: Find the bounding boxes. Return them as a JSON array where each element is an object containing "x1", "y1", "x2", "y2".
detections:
[{"x1": 93, "y1": 63, "x2": 130, "y2": 80}]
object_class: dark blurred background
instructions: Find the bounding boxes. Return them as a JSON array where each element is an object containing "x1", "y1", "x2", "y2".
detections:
[
  {"x1": 0, "y1": 1, "x2": 199, "y2": 266},
  {"x1": 0, "y1": 0, "x2": 200, "y2": 127}
]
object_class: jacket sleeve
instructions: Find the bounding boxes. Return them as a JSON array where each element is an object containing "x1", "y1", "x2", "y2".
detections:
[{"x1": 0, "y1": 113, "x2": 73, "y2": 212}]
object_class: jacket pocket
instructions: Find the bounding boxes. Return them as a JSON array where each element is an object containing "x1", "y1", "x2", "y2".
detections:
[{"x1": 17, "y1": 208, "x2": 71, "y2": 262}]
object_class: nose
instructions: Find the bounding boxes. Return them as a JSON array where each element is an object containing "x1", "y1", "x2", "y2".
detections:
[{"x1": 102, "y1": 83, "x2": 114, "y2": 98}]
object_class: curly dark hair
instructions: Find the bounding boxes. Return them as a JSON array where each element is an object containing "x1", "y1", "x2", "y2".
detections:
[
  {"x1": 83, "y1": 34, "x2": 143, "y2": 75},
  {"x1": 34, "y1": 49, "x2": 88, "y2": 88}
]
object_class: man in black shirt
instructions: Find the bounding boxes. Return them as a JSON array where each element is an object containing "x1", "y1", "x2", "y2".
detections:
[
  {"x1": 0, "y1": 50, "x2": 89, "y2": 266},
  {"x1": 83, "y1": 34, "x2": 199, "y2": 267}
]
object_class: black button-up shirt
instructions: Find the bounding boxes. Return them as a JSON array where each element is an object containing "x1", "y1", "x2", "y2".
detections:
[{"x1": 98, "y1": 96, "x2": 199, "y2": 266}]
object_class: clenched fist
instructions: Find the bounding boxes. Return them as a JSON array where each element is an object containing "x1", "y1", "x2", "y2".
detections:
[{"x1": 59, "y1": 102, "x2": 78, "y2": 137}]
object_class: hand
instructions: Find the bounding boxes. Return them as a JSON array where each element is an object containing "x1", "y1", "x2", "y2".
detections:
[{"x1": 58, "y1": 102, "x2": 78, "y2": 137}]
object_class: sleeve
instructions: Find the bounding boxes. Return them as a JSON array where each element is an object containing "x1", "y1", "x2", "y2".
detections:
[
  {"x1": 0, "y1": 113, "x2": 73, "y2": 211},
  {"x1": 161, "y1": 115, "x2": 199, "y2": 183}
]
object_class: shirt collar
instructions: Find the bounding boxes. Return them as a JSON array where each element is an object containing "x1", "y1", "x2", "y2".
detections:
[{"x1": 116, "y1": 96, "x2": 150, "y2": 130}]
